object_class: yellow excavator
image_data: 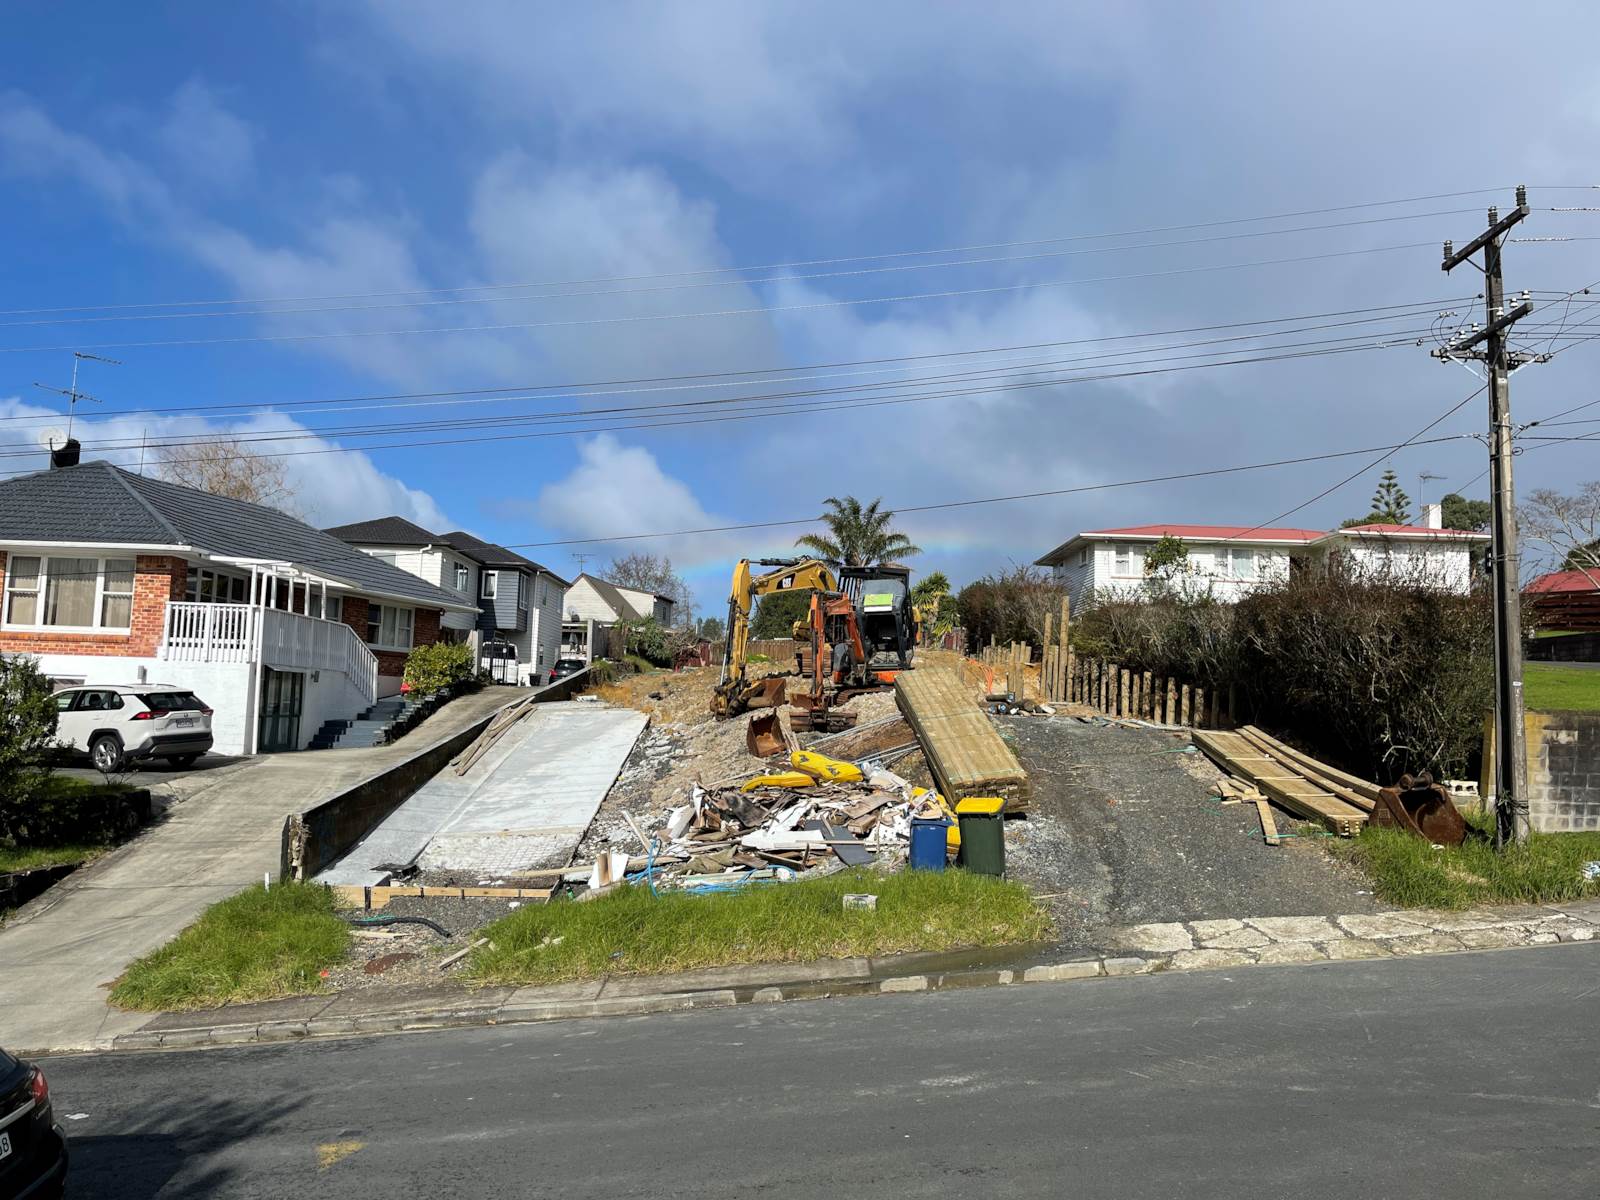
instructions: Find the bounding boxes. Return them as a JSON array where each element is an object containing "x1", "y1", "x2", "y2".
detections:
[{"x1": 711, "y1": 557, "x2": 840, "y2": 719}]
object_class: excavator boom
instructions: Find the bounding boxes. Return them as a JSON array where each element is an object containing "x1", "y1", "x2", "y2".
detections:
[{"x1": 711, "y1": 557, "x2": 839, "y2": 719}]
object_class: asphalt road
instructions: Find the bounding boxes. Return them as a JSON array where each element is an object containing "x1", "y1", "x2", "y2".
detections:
[{"x1": 38, "y1": 943, "x2": 1599, "y2": 1198}]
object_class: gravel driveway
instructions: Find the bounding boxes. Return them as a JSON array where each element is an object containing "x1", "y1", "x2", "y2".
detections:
[{"x1": 999, "y1": 716, "x2": 1380, "y2": 953}]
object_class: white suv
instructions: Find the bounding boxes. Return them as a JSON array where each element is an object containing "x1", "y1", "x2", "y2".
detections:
[{"x1": 53, "y1": 684, "x2": 215, "y2": 772}]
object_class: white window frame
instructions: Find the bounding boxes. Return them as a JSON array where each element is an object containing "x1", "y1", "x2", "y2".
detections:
[
  {"x1": 481, "y1": 570, "x2": 498, "y2": 600},
  {"x1": 366, "y1": 603, "x2": 415, "y2": 651},
  {"x1": 518, "y1": 573, "x2": 529, "y2": 611},
  {"x1": 3, "y1": 553, "x2": 136, "y2": 634},
  {"x1": 1112, "y1": 546, "x2": 1134, "y2": 577},
  {"x1": 1230, "y1": 548, "x2": 1257, "y2": 581},
  {"x1": 453, "y1": 562, "x2": 471, "y2": 592}
]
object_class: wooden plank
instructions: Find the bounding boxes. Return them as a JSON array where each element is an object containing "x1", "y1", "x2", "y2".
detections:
[
  {"x1": 1253, "y1": 798, "x2": 1282, "y2": 845},
  {"x1": 896, "y1": 668, "x2": 1030, "y2": 812},
  {"x1": 1236, "y1": 727, "x2": 1377, "y2": 814},
  {"x1": 1238, "y1": 725, "x2": 1382, "y2": 806},
  {"x1": 1192, "y1": 730, "x2": 1366, "y2": 836}
]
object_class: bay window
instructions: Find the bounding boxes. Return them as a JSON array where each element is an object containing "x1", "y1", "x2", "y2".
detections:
[
  {"x1": 4, "y1": 555, "x2": 137, "y2": 630},
  {"x1": 366, "y1": 603, "x2": 414, "y2": 649}
]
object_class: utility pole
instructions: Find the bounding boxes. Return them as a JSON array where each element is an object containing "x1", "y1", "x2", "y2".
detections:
[{"x1": 1435, "y1": 185, "x2": 1535, "y2": 847}]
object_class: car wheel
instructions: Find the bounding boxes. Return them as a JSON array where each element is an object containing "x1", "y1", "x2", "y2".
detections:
[
  {"x1": 90, "y1": 734, "x2": 125, "y2": 773},
  {"x1": 167, "y1": 754, "x2": 199, "y2": 768}
]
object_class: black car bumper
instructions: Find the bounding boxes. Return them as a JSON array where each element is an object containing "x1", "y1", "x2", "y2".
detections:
[
  {"x1": 130, "y1": 732, "x2": 214, "y2": 760},
  {"x1": 13, "y1": 1122, "x2": 66, "y2": 1199}
]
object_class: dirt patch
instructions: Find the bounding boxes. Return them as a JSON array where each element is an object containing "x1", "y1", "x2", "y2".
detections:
[
  {"x1": 325, "y1": 892, "x2": 522, "y2": 992},
  {"x1": 1000, "y1": 715, "x2": 1380, "y2": 953}
]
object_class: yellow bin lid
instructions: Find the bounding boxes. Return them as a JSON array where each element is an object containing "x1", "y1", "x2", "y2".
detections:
[{"x1": 955, "y1": 796, "x2": 1006, "y2": 816}]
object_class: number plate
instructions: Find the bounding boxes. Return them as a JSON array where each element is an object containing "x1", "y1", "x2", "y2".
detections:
[
  {"x1": 0, "y1": 1129, "x2": 11, "y2": 1160},
  {"x1": 173, "y1": 717, "x2": 195, "y2": 727}
]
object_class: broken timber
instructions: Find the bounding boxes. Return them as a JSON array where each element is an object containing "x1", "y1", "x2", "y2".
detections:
[
  {"x1": 1191, "y1": 729, "x2": 1367, "y2": 836},
  {"x1": 896, "y1": 667, "x2": 1030, "y2": 813}
]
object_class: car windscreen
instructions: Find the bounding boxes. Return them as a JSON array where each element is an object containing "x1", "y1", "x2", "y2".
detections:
[{"x1": 139, "y1": 691, "x2": 203, "y2": 712}]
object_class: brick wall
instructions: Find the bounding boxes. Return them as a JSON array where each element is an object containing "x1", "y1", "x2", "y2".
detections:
[
  {"x1": 338, "y1": 595, "x2": 446, "y2": 677},
  {"x1": 1483, "y1": 710, "x2": 1600, "y2": 832},
  {"x1": 0, "y1": 550, "x2": 185, "y2": 658}
]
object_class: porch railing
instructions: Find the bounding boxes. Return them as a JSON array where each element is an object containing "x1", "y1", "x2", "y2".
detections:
[{"x1": 158, "y1": 601, "x2": 378, "y2": 704}]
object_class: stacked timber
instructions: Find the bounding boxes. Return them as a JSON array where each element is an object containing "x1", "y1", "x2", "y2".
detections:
[
  {"x1": 896, "y1": 668, "x2": 1031, "y2": 813},
  {"x1": 1191, "y1": 728, "x2": 1369, "y2": 836}
]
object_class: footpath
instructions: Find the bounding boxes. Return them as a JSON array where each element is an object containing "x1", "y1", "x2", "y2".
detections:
[
  {"x1": 91, "y1": 897, "x2": 1600, "y2": 1054},
  {"x1": 0, "y1": 688, "x2": 524, "y2": 1054}
]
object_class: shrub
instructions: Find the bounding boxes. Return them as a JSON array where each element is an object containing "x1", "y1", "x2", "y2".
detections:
[
  {"x1": 403, "y1": 641, "x2": 475, "y2": 695},
  {"x1": 957, "y1": 566, "x2": 1068, "y2": 648},
  {"x1": 0, "y1": 653, "x2": 60, "y2": 848}
]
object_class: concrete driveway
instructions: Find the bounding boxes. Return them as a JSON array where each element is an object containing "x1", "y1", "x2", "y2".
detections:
[
  {"x1": 0, "y1": 688, "x2": 529, "y2": 1055},
  {"x1": 52, "y1": 754, "x2": 253, "y2": 795}
]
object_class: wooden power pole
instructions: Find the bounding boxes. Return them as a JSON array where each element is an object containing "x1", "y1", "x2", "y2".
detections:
[{"x1": 1435, "y1": 185, "x2": 1535, "y2": 847}]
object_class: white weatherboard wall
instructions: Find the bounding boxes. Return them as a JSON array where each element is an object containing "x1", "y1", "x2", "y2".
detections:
[
  {"x1": 1339, "y1": 540, "x2": 1475, "y2": 592},
  {"x1": 565, "y1": 577, "x2": 624, "y2": 623},
  {"x1": 529, "y1": 575, "x2": 566, "y2": 677}
]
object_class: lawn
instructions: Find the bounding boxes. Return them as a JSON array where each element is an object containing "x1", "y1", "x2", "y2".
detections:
[
  {"x1": 470, "y1": 867, "x2": 1051, "y2": 988},
  {"x1": 1338, "y1": 809, "x2": 1600, "y2": 909},
  {"x1": 1524, "y1": 662, "x2": 1600, "y2": 712},
  {"x1": 0, "y1": 774, "x2": 142, "y2": 876},
  {"x1": 110, "y1": 882, "x2": 350, "y2": 1011},
  {"x1": 0, "y1": 842, "x2": 111, "y2": 873}
]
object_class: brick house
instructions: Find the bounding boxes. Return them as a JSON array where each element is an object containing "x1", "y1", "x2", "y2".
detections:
[{"x1": 0, "y1": 459, "x2": 477, "y2": 754}]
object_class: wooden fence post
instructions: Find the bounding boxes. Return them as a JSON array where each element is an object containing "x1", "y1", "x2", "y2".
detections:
[
  {"x1": 1166, "y1": 677, "x2": 1177, "y2": 725},
  {"x1": 1180, "y1": 683, "x2": 1192, "y2": 727},
  {"x1": 1118, "y1": 666, "x2": 1131, "y2": 717}
]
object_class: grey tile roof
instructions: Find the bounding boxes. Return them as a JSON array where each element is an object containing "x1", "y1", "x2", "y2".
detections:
[
  {"x1": 0, "y1": 461, "x2": 473, "y2": 612},
  {"x1": 324, "y1": 516, "x2": 441, "y2": 547},
  {"x1": 439, "y1": 530, "x2": 570, "y2": 587}
]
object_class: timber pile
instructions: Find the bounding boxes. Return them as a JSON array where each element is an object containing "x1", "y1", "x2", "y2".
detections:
[
  {"x1": 1191, "y1": 728, "x2": 1370, "y2": 836},
  {"x1": 896, "y1": 668, "x2": 1031, "y2": 813}
]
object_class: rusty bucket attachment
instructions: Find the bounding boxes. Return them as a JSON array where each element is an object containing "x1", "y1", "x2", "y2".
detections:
[
  {"x1": 746, "y1": 710, "x2": 785, "y2": 758},
  {"x1": 1370, "y1": 773, "x2": 1467, "y2": 846},
  {"x1": 745, "y1": 676, "x2": 788, "y2": 711}
]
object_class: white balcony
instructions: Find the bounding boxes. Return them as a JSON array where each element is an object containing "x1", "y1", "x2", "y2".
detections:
[{"x1": 159, "y1": 601, "x2": 378, "y2": 703}]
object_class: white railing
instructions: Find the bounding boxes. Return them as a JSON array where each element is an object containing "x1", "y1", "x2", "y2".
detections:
[{"x1": 159, "y1": 602, "x2": 379, "y2": 704}]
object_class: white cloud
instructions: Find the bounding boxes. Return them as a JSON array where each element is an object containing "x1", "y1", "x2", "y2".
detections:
[
  {"x1": 0, "y1": 396, "x2": 451, "y2": 530},
  {"x1": 158, "y1": 80, "x2": 255, "y2": 185}
]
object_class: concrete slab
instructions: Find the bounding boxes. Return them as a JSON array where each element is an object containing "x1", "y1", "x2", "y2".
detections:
[
  {"x1": 599, "y1": 958, "x2": 871, "y2": 996},
  {"x1": 318, "y1": 983, "x2": 515, "y2": 1017},
  {"x1": 141, "y1": 995, "x2": 337, "y2": 1031},
  {"x1": 319, "y1": 703, "x2": 646, "y2": 884},
  {"x1": 505, "y1": 981, "x2": 607, "y2": 1005},
  {"x1": 0, "y1": 687, "x2": 523, "y2": 1053}
]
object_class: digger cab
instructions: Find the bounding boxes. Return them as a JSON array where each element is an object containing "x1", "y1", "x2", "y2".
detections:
[{"x1": 837, "y1": 565, "x2": 915, "y2": 674}]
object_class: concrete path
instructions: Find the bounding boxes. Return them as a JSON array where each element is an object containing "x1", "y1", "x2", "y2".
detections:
[
  {"x1": 320, "y1": 703, "x2": 647, "y2": 884},
  {"x1": 42, "y1": 944, "x2": 1600, "y2": 1197},
  {"x1": 0, "y1": 688, "x2": 526, "y2": 1054}
]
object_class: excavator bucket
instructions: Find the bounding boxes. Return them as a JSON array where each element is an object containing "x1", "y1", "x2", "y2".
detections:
[
  {"x1": 1369, "y1": 778, "x2": 1468, "y2": 846},
  {"x1": 746, "y1": 676, "x2": 787, "y2": 710},
  {"x1": 746, "y1": 711, "x2": 785, "y2": 758}
]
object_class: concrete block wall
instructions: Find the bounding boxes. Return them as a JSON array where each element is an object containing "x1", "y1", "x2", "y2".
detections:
[{"x1": 1483, "y1": 710, "x2": 1600, "y2": 833}]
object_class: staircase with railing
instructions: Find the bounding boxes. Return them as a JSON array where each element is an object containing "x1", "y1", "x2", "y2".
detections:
[{"x1": 159, "y1": 601, "x2": 378, "y2": 704}]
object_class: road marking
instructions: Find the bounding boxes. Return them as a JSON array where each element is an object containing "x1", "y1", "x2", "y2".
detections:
[{"x1": 317, "y1": 1140, "x2": 365, "y2": 1170}]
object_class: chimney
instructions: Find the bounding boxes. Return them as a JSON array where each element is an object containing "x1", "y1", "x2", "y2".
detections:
[
  {"x1": 1422, "y1": 502, "x2": 1442, "y2": 530},
  {"x1": 49, "y1": 437, "x2": 81, "y2": 470}
]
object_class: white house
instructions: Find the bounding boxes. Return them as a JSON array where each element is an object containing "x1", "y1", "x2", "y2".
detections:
[
  {"x1": 0, "y1": 460, "x2": 480, "y2": 755},
  {"x1": 1035, "y1": 504, "x2": 1488, "y2": 610},
  {"x1": 326, "y1": 518, "x2": 569, "y2": 685},
  {"x1": 562, "y1": 573, "x2": 677, "y2": 661}
]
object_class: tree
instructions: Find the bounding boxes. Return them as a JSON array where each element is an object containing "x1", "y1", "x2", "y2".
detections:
[
  {"x1": 955, "y1": 566, "x2": 1066, "y2": 648},
  {"x1": 1439, "y1": 492, "x2": 1491, "y2": 532},
  {"x1": 606, "y1": 552, "x2": 693, "y2": 627},
  {"x1": 795, "y1": 496, "x2": 922, "y2": 566},
  {"x1": 1521, "y1": 482, "x2": 1600, "y2": 586},
  {"x1": 910, "y1": 571, "x2": 956, "y2": 638},
  {"x1": 1342, "y1": 468, "x2": 1412, "y2": 527},
  {"x1": 1143, "y1": 534, "x2": 1190, "y2": 591},
  {"x1": 153, "y1": 436, "x2": 300, "y2": 514},
  {"x1": 0, "y1": 653, "x2": 60, "y2": 847},
  {"x1": 751, "y1": 589, "x2": 811, "y2": 639},
  {"x1": 697, "y1": 616, "x2": 725, "y2": 641}
]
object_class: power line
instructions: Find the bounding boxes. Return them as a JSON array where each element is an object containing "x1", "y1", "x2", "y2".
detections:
[{"x1": 0, "y1": 240, "x2": 1445, "y2": 356}]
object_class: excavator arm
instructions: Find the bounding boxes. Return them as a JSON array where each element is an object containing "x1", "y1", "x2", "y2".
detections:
[{"x1": 711, "y1": 557, "x2": 839, "y2": 718}]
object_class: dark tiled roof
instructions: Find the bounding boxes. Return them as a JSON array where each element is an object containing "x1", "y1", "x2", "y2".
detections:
[
  {"x1": 0, "y1": 461, "x2": 472, "y2": 612},
  {"x1": 324, "y1": 515, "x2": 441, "y2": 546},
  {"x1": 439, "y1": 530, "x2": 569, "y2": 587}
]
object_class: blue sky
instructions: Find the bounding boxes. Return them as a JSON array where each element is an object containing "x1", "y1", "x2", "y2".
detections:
[{"x1": 4, "y1": 2, "x2": 1600, "y2": 614}]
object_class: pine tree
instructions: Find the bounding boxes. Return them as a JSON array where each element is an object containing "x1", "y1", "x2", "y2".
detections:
[{"x1": 1343, "y1": 469, "x2": 1414, "y2": 527}]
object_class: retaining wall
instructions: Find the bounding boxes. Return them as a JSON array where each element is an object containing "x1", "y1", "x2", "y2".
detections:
[
  {"x1": 1481, "y1": 709, "x2": 1600, "y2": 832},
  {"x1": 1526, "y1": 632, "x2": 1600, "y2": 663}
]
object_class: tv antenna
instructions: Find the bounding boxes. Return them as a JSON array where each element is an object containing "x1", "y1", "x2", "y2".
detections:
[
  {"x1": 33, "y1": 352, "x2": 121, "y2": 442},
  {"x1": 1418, "y1": 470, "x2": 1446, "y2": 507}
]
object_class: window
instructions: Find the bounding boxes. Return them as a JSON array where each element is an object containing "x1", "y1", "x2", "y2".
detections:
[
  {"x1": 1230, "y1": 548, "x2": 1257, "y2": 581},
  {"x1": 101, "y1": 559, "x2": 134, "y2": 627},
  {"x1": 371, "y1": 551, "x2": 398, "y2": 567},
  {"x1": 481, "y1": 571, "x2": 498, "y2": 599},
  {"x1": 518, "y1": 574, "x2": 528, "y2": 610},
  {"x1": 366, "y1": 603, "x2": 414, "y2": 649},
  {"x1": 5, "y1": 555, "x2": 136, "y2": 630},
  {"x1": 184, "y1": 566, "x2": 249, "y2": 604},
  {"x1": 323, "y1": 595, "x2": 343, "y2": 622},
  {"x1": 54, "y1": 690, "x2": 77, "y2": 712},
  {"x1": 1113, "y1": 546, "x2": 1133, "y2": 575},
  {"x1": 454, "y1": 563, "x2": 470, "y2": 592}
]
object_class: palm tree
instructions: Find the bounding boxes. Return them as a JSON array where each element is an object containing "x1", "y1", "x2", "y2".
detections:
[{"x1": 796, "y1": 496, "x2": 923, "y2": 566}]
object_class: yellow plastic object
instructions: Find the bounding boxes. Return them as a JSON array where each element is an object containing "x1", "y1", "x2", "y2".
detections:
[
  {"x1": 740, "y1": 771, "x2": 816, "y2": 792},
  {"x1": 954, "y1": 796, "x2": 1006, "y2": 816},
  {"x1": 789, "y1": 751, "x2": 864, "y2": 783},
  {"x1": 912, "y1": 787, "x2": 961, "y2": 848}
]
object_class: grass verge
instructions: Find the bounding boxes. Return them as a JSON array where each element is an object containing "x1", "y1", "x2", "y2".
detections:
[
  {"x1": 0, "y1": 842, "x2": 111, "y2": 873},
  {"x1": 1524, "y1": 662, "x2": 1600, "y2": 712},
  {"x1": 110, "y1": 882, "x2": 350, "y2": 1011},
  {"x1": 470, "y1": 867, "x2": 1051, "y2": 987},
  {"x1": 1335, "y1": 809, "x2": 1600, "y2": 909}
]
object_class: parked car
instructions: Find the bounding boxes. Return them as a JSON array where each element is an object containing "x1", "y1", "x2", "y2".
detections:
[
  {"x1": 0, "y1": 1048, "x2": 67, "y2": 1199},
  {"x1": 479, "y1": 640, "x2": 520, "y2": 685},
  {"x1": 52, "y1": 684, "x2": 214, "y2": 772},
  {"x1": 548, "y1": 657, "x2": 588, "y2": 684}
]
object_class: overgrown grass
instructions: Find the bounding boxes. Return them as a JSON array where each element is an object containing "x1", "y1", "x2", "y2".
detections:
[
  {"x1": 0, "y1": 842, "x2": 110, "y2": 873},
  {"x1": 1336, "y1": 809, "x2": 1600, "y2": 909},
  {"x1": 471, "y1": 868, "x2": 1051, "y2": 987},
  {"x1": 110, "y1": 882, "x2": 350, "y2": 1011},
  {"x1": 1524, "y1": 662, "x2": 1600, "y2": 712}
]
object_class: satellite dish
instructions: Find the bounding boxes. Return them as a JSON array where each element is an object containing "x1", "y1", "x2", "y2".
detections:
[{"x1": 38, "y1": 425, "x2": 67, "y2": 449}]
